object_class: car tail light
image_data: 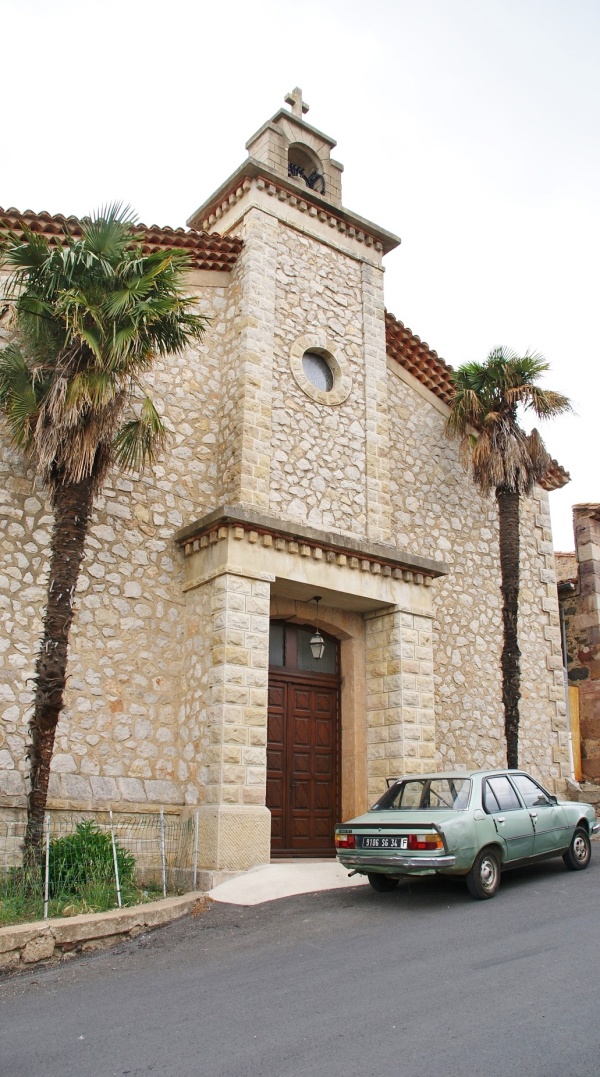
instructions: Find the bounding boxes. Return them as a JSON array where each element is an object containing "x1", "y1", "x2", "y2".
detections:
[
  {"x1": 407, "y1": 832, "x2": 444, "y2": 851},
  {"x1": 335, "y1": 832, "x2": 356, "y2": 849}
]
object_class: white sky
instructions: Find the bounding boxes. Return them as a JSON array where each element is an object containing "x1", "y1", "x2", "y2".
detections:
[{"x1": 3, "y1": 0, "x2": 598, "y2": 551}]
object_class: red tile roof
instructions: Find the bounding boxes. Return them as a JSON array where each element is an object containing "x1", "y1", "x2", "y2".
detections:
[
  {"x1": 385, "y1": 309, "x2": 455, "y2": 406},
  {"x1": 542, "y1": 461, "x2": 571, "y2": 492},
  {"x1": 0, "y1": 208, "x2": 242, "y2": 272},
  {"x1": 385, "y1": 309, "x2": 569, "y2": 491},
  {"x1": 0, "y1": 210, "x2": 568, "y2": 492}
]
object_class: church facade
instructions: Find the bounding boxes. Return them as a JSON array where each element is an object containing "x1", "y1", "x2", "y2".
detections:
[{"x1": 0, "y1": 92, "x2": 571, "y2": 877}]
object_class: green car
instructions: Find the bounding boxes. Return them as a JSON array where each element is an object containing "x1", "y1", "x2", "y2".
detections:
[{"x1": 335, "y1": 769, "x2": 600, "y2": 899}]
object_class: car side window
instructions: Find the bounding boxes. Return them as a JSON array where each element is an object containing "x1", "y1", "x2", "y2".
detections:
[
  {"x1": 511, "y1": 774, "x2": 553, "y2": 808},
  {"x1": 483, "y1": 782, "x2": 501, "y2": 813},
  {"x1": 485, "y1": 776, "x2": 522, "y2": 812}
]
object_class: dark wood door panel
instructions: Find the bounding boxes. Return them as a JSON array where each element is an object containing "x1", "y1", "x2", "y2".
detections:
[{"x1": 267, "y1": 673, "x2": 339, "y2": 856}]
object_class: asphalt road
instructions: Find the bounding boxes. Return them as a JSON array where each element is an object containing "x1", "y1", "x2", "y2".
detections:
[{"x1": 1, "y1": 858, "x2": 600, "y2": 1077}]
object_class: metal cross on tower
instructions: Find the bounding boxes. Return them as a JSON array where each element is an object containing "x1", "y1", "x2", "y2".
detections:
[{"x1": 284, "y1": 87, "x2": 310, "y2": 118}]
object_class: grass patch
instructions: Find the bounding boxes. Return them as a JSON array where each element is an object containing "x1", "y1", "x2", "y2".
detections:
[{"x1": 0, "y1": 822, "x2": 166, "y2": 927}]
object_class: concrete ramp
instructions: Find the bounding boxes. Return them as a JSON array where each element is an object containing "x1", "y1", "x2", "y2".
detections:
[{"x1": 208, "y1": 859, "x2": 367, "y2": 906}]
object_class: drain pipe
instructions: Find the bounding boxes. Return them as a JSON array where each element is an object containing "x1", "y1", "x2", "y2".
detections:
[{"x1": 558, "y1": 582, "x2": 576, "y2": 784}]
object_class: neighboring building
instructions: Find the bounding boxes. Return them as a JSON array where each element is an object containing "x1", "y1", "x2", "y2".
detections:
[
  {"x1": 557, "y1": 505, "x2": 600, "y2": 784},
  {"x1": 0, "y1": 91, "x2": 571, "y2": 880}
]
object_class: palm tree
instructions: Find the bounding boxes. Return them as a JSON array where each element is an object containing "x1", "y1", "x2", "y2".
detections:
[
  {"x1": 445, "y1": 348, "x2": 570, "y2": 768},
  {"x1": 0, "y1": 205, "x2": 207, "y2": 850}
]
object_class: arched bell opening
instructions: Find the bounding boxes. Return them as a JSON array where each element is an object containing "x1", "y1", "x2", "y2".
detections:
[{"x1": 287, "y1": 142, "x2": 326, "y2": 195}]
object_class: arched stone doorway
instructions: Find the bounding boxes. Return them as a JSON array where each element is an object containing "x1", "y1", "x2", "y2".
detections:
[{"x1": 267, "y1": 621, "x2": 340, "y2": 857}]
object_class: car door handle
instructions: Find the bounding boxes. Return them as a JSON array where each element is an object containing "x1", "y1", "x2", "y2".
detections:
[
  {"x1": 496, "y1": 817, "x2": 505, "y2": 825},
  {"x1": 529, "y1": 811, "x2": 538, "y2": 819}
]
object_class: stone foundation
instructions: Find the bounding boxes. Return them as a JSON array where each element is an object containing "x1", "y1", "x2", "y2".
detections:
[{"x1": 0, "y1": 893, "x2": 210, "y2": 973}]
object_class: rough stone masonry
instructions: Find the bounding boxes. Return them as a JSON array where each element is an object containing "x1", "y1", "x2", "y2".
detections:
[{"x1": 0, "y1": 91, "x2": 570, "y2": 876}]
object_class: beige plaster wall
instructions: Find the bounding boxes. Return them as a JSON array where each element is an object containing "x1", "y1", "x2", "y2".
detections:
[
  {"x1": 0, "y1": 280, "x2": 229, "y2": 809},
  {"x1": 386, "y1": 364, "x2": 569, "y2": 788}
]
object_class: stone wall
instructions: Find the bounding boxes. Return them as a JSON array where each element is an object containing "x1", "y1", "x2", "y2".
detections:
[
  {"x1": 187, "y1": 571, "x2": 272, "y2": 870},
  {"x1": 365, "y1": 608, "x2": 436, "y2": 800},
  {"x1": 0, "y1": 893, "x2": 208, "y2": 972},
  {"x1": 215, "y1": 212, "x2": 277, "y2": 509},
  {"x1": 0, "y1": 276, "x2": 230, "y2": 811},
  {"x1": 386, "y1": 363, "x2": 569, "y2": 788},
  {"x1": 270, "y1": 225, "x2": 369, "y2": 536},
  {"x1": 558, "y1": 506, "x2": 600, "y2": 780},
  {"x1": 0, "y1": 206, "x2": 570, "y2": 834}
]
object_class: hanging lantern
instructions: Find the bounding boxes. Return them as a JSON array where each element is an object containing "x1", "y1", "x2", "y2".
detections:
[
  {"x1": 310, "y1": 630, "x2": 325, "y2": 660},
  {"x1": 310, "y1": 596, "x2": 325, "y2": 660}
]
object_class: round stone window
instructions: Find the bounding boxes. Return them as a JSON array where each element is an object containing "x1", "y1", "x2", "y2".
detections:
[
  {"x1": 289, "y1": 334, "x2": 352, "y2": 406},
  {"x1": 302, "y1": 350, "x2": 334, "y2": 393}
]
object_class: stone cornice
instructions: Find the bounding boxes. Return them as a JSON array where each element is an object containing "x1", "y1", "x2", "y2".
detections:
[
  {"x1": 175, "y1": 505, "x2": 447, "y2": 584},
  {"x1": 245, "y1": 109, "x2": 338, "y2": 153},
  {"x1": 186, "y1": 160, "x2": 400, "y2": 255}
]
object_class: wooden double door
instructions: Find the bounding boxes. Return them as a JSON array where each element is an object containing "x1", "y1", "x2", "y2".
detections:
[{"x1": 267, "y1": 624, "x2": 340, "y2": 857}]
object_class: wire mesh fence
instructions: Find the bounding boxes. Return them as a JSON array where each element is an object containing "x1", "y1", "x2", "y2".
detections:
[{"x1": 0, "y1": 810, "x2": 200, "y2": 927}]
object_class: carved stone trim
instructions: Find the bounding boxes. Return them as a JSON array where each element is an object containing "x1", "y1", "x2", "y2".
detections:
[
  {"x1": 176, "y1": 506, "x2": 446, "y2": 585},
  {"x1": 195, "y1": 171, "x2": 387, "y2": 253}
]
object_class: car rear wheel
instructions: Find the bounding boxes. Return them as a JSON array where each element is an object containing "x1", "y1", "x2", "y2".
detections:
[
  {"x1": 563, "y1": 827, "x2": 591, "y2": 871},
  {"x1": 367, "y1": 873, "x2": 399, "y2": 893},
  {"x1": 465, "y1": 848, "x2": 501, "y2": 900}
]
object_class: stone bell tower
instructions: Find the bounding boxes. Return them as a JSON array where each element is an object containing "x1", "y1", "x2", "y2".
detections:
[
  {"x1": 187, "y1": 88, "x2": 401, "y2": 542},
  {"x1": 179, "y1": 92, "x2": 442, "y2": 877},
  {"x1": 244, "y1": 86, "x2": 344, "y2": 206}
]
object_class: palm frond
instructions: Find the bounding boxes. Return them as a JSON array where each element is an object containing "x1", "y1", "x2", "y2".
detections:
[
  {"x1": 0, "y1": 343, "x2": 40, "y2": 449},
  {"x1": 520, "y1": 385, "x2": 572, "y2": 418},
  {"x1": 80, "y1": 203, "x2": 140, "y2": 262},
  {"x1": 112, "y1": 396, "x2": 166, "y2": 472},
  {"x1": 0, "y1": 227, "x2": 50, "y2": 276},
  {"x1": 0, "y1": 205, "x2": 206, "y2": 492},
  {"x1": 446, "y1": 345, "x2": 571, "y2": 496}
]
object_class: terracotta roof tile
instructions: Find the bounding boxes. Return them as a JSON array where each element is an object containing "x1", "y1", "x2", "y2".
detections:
[
  {"x1": 385, "y1": 309, "x2": 455, "y2": 406},
  {"x1": 385, "y1": 309, "x2": 569, "y2": 492},
  {"x1": 542, "y1": 460, "x2": 571, "y2": 492},
  {"x1": 0, "y1": 213, "x2": 568, "y2": 493},
  {"x1": 0, "y1": 208, "x2": 242, "y2": 272}
]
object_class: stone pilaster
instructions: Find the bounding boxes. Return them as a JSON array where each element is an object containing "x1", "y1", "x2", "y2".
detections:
[
  {"x1": 217, "y1": 209, "x2": 278, "y2": 509},
  {"x1": 532, "y1": 494, "x2": 571, "y2": 782},
  {"x1": 365, "y1": 608, "x2": 436, "y2": 801},
  {"x1": 182, "y1": 572, "x2": 271, "y2": 871},
  {"x1": 361, "y1": 261, "x2": 392, "y2": 544},
  {"x1": 570, "y1": 506, "x2": 600, "y2": 779}
]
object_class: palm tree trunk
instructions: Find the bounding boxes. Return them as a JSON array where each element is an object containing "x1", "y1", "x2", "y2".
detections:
[
  {"x1": 25, "y1": 476, "x2": 95, "y2": 853},
  {"x1": 496, "y1": 486, "x2": 521, "y2": 768}
]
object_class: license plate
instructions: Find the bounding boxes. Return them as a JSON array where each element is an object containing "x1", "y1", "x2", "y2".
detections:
[{"x1": 357, "y1": 835, "x2": 408, "y2": 850}]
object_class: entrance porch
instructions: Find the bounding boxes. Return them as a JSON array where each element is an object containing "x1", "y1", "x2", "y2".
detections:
[{"x1": 175, "y1": 505, "x2": 446, "y2": 877}]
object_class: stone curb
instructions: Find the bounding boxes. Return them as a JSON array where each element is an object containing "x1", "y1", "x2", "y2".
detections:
[{"x1": 0, "y1": 891, "x2": 210, "y2": 972}]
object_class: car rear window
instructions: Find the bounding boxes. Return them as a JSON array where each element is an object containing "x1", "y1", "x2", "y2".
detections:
[{"x1": 371, "y1": 778, "x2": 471, "y2": 811}]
